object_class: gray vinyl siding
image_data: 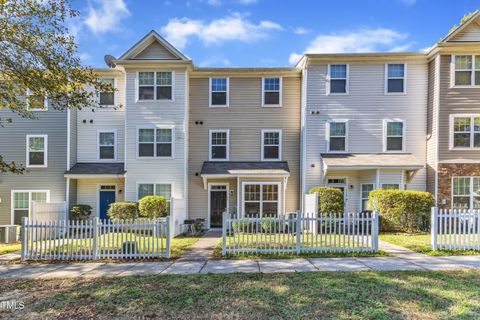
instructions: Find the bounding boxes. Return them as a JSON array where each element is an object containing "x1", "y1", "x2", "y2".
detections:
[
  {"x1": 426, "y1": 57, "x2": 439, "y2": 194},
  {"x1": 134, "y1": 42, "x2": 179, "y2": 60},
  {"x1": 69, "y1": 108, "x2": 77, "y2": 168},
  {"x1": 0, "y1": 108, "x2": 68, "y2": 224},
  {"x1": 438, "y1": 55, "x2": 480, "y2": 161}
]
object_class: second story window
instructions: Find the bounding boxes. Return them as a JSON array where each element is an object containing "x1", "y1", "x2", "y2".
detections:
[
  {"x1": 209, "y1": 129, "x2": 229, "y2": 161},
  {"x1": 327, "y1": 121, "x2": 347, "y2": 152},
  {"x1": 452, "y1": 115, "x2": 480, "y2": 149},
  {"x1": 454, "y1": 55, "x2": 480, "y2": 86},
  {"x1": 138, "y1": 71, "x2": 173, "y2": 101},
  {"x1": 384, "y1": 120, "x2": 404, "y2": 152},
  {"x1": 26, "y1": 134, "x2": 47, "y2": 167},
  {"x1": 386, "y1": 64, "x2": 405, "y2": 93},
  {"x1": 26, "y1": 89, "x2": 47, "y2": 111},
  {"x1": 328, "y1": 64, "x2": 348, "y2": 94},
  {"x1": 210, "y1": 78, "x2": 228, "y2": 107},
  {"x1": 262, "y1": 77, "x2": 281, "y2": 106},
  {"x1": 98, "y1": 130, "x2": 116, "y2": 160},
  {"x1": 99, "y1": 78, "x2": 115, "y2": 106},
  {"x1": 261, "y1": 129, "x2": 281, "y2": 161},
  {"x1": 138, "y1": 128, "x2": 173, "y2": 158}
]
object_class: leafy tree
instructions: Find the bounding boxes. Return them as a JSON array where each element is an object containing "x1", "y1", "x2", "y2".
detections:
[{"x1": 0, "y1": 0, "x2": 114, "y2": 173}]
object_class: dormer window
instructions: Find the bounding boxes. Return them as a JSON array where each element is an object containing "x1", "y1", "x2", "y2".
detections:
[{"x1": 138, "y1": 71, "x2": 173, "y2": 101}]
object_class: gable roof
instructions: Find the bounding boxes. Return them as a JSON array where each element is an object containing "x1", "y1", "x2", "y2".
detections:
[
  {"x1": 440, "y1": 10, "x2": 480, "y2": 43},
  {"x1": 118, "y1": 30, "x2": 189, "y2": 61}
]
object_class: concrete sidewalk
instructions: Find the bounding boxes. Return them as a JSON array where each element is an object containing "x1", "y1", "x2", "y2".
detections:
[{"x1": 1, "y1": 255, "x2": 479, "y2": 278}]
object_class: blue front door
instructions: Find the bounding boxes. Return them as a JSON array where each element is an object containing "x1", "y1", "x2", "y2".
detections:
[{"x1": 99, "y1": 190, "x2": 116, "y2": 220}]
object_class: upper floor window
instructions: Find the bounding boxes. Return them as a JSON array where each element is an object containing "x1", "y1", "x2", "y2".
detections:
[
  {"x1": 386, "y1": 63, "x2": 406, "y2": 93},
  {"x1": 26, "y1": 134, "x2": 47, "y2": 168},
  {"x1": 327, "y1": 121, "x2": 347, "y2": 152},
  {"x1": 209, "y1": 78, "x2": 228, "y2": 107},
  {"x1": 138, "y1": 71, "x2": 173, "y2": 101},
  {"x1": 451, "y1": 115, "x2": 480, "y2": 149},
  {"x1": 453, "y1": 55, "x2": 480, "y2": 86},
  {"x1": 384, "y1": 120, "x2": 404, "y2": 152},
  {"x1": 261, "y1": 129, "x2": 282, "y2": 161},
  {"x1": 328, "y1": 64, "x2": 348, "y2": 94},
  {"x1": 98, "y1": 130, "x2": 116, "y2": 160},
  {"x1": 262, "y1": 77, "x2": 281, "y2": 106},
  {"x1": 209, "y1": 129, "x2": 229, "y2": 161},
  {"x1": 99, "y1": 78, "x2": 115, "y2": 106},
  {"x1": 138, "y1": 127, "x2": 173, "y2": 158},
  {"x1": 26, "y1": 89, "x2": 47, "y2": 111}
]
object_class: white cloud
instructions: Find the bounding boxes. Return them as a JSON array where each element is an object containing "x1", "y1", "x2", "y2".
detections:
[
  {"x1": 289, "y1": 28, "x2": 409, "y2": 64},
  {"x1": 207, "y1": 0, "x2": 222, "y2": 6},
  {"x1": 161, "y1": 13, "x2": 283, "y2": 49},
  {"x1": 85, "y1": 0, "x2": 130, "y2": 35},
  {"x1": 199, "y1": 56, "x2": 231, "y2": 67},
  {"x1": 294, "y1": 27, "x2": 310, "y2": 35}
]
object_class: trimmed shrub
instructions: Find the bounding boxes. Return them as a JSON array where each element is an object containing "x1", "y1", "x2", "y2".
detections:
[
  {"x1": 108, "y1": 202, "x2": 138, "y2": 220},
  {"x1": 369, "y1": 189, "x2": 434, "y2": 232},
  {"x1": 69, "y1": 204, "x2": 92, "y2": 220},
  {"x1": 138, "y1": 196, "x2": 168, "y2": 219},
  {"x1": 232, "y1": 221, "x2": 257, "y2": 233},
  {"x1": 308, "y1": 187, "x2": 344, "y2": 214},
  {"x1": 261, "y1": 218, "x2": 283, "y2": 233}
]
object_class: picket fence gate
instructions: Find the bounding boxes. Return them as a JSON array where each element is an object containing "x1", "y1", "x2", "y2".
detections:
[
  {"x1": 431, "y1": 207, "x2": 480, "y2": 251},
  {"x1": 21, "y1": 217, "x2": 170, "y2": 260},
  {"x1": 222, "y1": 211, "x2": 379, "y2": 256}
]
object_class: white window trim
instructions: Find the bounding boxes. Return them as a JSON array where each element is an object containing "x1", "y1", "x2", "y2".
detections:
[
  {"x1": 26, "y1": 134, "x2": 48, "y2": 168},
  {"x1": 207, "y1": 182, "x2": 230, "y2": 228},
  {"x1": 451, "y1": 55, "x2": 480, "y2": 88},
  {"x1": 136, "y1": 125, "x2": 175, "y2": 159},
  {"x1": 26, "y1": 89, "x2": 48, "y2": 111},
  {"x1": 261, "y1": 77, "x2": 282, "y2": 107},
  {"x1": 98, "y1": 77, "x2": 117, "y2": 107},
  {"x1": 209, "y1": 129, "x2": 230, "y2": 161},
  {"x1": 241, "y1": 182, "x2": 282, "y2": 217},
  {"x1": 136, "y1": 71, "x2": 175, "y2": 102},
  {"x1": 11, "y1": 190, "x2": 50, "y2": 224},
  {"x1": 449, "y1": 114, "x2": 480, "y2": 150},
  {"x1": 261, "y1": 129, "x2": 282, "y2": 161},
  {"x1": 360, "y1": 183, "x2": 375, "y2": 211},
  {"x1": 451, "y1": 176, "x2": 480, "y2": 209},
  {"x1": 326, "y1": 120, "x2": 348, "y2": 153},
  {"x1": 135, "y1": 181, "x2": 174, "y2": 201},
  {"x1": 97, "y1": 129, "x2": 117, "y2": 161},
  {"x1": 384, "y1": 63, "x2": 407, "y2": 95},
  {"x1": 383, "y1": 119, "x2": 406, "y2": 153},
  {"x1": 208, "y1": 77, "x2": 229, "y2": 107},
  {"x1": 327, "y1": 64, "x2": 349, "y2": 95}
]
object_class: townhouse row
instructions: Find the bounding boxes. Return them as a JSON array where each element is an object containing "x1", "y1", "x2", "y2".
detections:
[{"x1": 2, "y1": 12, "x2": 480, "y2": 234}]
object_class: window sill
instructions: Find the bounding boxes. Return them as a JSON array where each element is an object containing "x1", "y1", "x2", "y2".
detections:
[
  {"x1": 136, "y1": 99, "x2": 175, "y2": 103},
  {"x1": 261, "y1": 158, "x2": 282, "y2": 162},
  {"x1": 449, "y1": 147, "x2": 480, "y2": 151},
  {"x1": 26, "y1": 165, "x2": 48, "y2": 168},
  {"x1": 326, "y1": 92, "x2": 349, "y2": 96},
  {"x1": 136, "y1": 156, "x2": 175, "y2": 160},
  {"x1": 384, "y1": 92, "x2": 407, "y2": 95},
  {"x1": 451, "y1": 85, "x2": 480, "y2": 89},
  {"x1": 209, "y1": 158, "x2": 229, "y2": 162},
  {"x1": 208, "y1": 105, "x2": 229, "y2": 108},
  {"x1": 27, "y1": 109, "x2": 48, "y2": 112},
  {"x1": 262, "y1": 104, "x2": 283, "y2": 108}
]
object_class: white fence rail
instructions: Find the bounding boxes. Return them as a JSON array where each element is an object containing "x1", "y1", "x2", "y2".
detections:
[
  {"x1": 21, "y1": 217, "x2": 171, "y2": 260},
  {"x1": 222, "y1": 212, "x2": 379, "y2": 256},
  {"x1": 31, "y1": 201, "x2": 67, "y2": 221},
  {"x1": 431, "y1": 208, "x2": 480, "y2": 251}
]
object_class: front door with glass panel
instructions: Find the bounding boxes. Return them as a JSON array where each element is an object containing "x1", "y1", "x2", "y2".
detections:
[{"x1": 210, "y1": 185, "x2": 227, "y2": 228}]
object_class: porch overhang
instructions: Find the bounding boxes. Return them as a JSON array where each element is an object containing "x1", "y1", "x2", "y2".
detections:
[{"x1": 64, "y1": 163, "x2": 126, "y2": 179}]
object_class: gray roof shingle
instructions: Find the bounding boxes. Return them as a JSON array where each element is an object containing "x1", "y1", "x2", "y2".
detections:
[
  {"x1": 201, "y1": 161, "x2": 290, "y2": 176},
  {"x1": 65, "y1": 163, "x2": 126, "y2": 175}
]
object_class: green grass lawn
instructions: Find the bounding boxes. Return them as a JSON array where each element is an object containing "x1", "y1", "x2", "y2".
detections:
[
  {"x1": 0, "y1": 243, "x2": 21, "y2": 255},
  {"x1": 1, "y1": 270, "x2": 480, "y2": 319},
  {"x1": 379, "y1": 233, "x2": 480, "y2": 256}
]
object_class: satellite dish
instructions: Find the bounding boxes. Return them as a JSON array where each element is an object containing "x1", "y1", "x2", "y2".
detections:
[{"x1": 104, "y1": 55, "x2": 117, "y2": 68}]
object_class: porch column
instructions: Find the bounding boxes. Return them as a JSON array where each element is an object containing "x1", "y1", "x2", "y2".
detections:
[
  {"x1": 237, "y1": 176, "x2": 240, "y2": 215},
  {"x1": 375, "y1": 169, "x2": 380, "y2": 189}
]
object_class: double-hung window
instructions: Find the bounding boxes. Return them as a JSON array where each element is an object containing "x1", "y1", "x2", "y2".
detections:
[
  {"x1": 209, "y1": 129, "x2": 229, "y2": 161},
  {"x1": 452, "y1": 115, "x2": 480, "y2": 149},
  {"x1": 138, "y1": 71, "x2": 173, "y2": 100},
  {"x1": 99, "y1": 78, "x2": 115, "y2": 106},
  {"x1": 452, "y1": 177, "x2": 480, "y2": 209},
  {"x1": 243, "y1": 183, "x2": 279, "y2": 216},
  {"x1": 361, "y1": 184, "x2": 374, "y2": 211},
  {"x1": 328, "y1": 64, "x2": 348, "y2": 94},
  {"x1": 386, "y1": 64, "x2": 406, "y2": 93},
  {"x1": 453, "y1": 55, "x2": 480, "y2": 86},
  {"x1": 261, "y1": 129, "x2": 281, "y2": 161},
  {"x1": 138, "y1": 128, "x2": 173, "y2": 158},
  {"x1": 327, "y1": 121, "x2": 347, "y2": 152},
  {"x1": 98, "y1": 130, "x2": 116, "y2": 160},
  {"x1": 26, "y1": 89, "x2": 47, "y2": 111},
  {"x1": 137, "y1": 183, "x2": 172, "y2": 212},
  {"x1": 262, "y1": 77, "x2": 281, "y2": 106},
  {"x1": 12, "y1": 191, "x2": 49, "y2": 224},
  {"x1": 210, "y1": 78, "x2": 228, "y2": 107},
  {"x1": 384, "y1": 120, "x2": 405, "y2": 152},
  {"x1": 26, "y1": 135, "x2": 47, "y2": 167}
]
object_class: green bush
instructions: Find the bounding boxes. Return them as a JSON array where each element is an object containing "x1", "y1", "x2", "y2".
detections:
[
  {"x1": 369, "y1": 190, "x2": 434, "y2": 232},
  {"x1": 69, "y1": 204, "x2": 92, "y2": 220},
  {"x1": 108, "y1": 202, "x2": 138, "y2": 220},
  {"x1": 232, "y1": 220, "x2": 257, "y2": 233},
  {"x1": 138, "y1": 196, "x2": 168, "y2": 219},
  {"x1": 308, "y1": 187, "x2": 344, "y2": 214},
  {"x1": 261, "y1": 218, "x2": 283, "y2": 233}
]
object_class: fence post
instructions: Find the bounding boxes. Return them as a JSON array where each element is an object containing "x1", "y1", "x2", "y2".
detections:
[
  {"x1": 21, "y1": 217, "x2": 27, "y2": 260},
  {"x1": 92, "y1": 217, "x2": 99, "y2": 260},
  {"x1": 372, "y1": 211, "x2": 379, "y2": 252},
  {"x1": 165, "y1": 216, "x2": 171, "y2": 259},
  {"x1": 431, "y1": 207, "x2": 438, "y2": 251},
  {"x1": 222, "y1": 212, "x2": 227, "y2": 256},
  {"x1": 296, "y1": 210, "x2": 301, "y2": 254}
]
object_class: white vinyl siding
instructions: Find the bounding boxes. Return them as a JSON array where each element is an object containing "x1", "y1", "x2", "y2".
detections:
[{"x1": 26, "y1": 134, "x2": 47, "y2": 168}]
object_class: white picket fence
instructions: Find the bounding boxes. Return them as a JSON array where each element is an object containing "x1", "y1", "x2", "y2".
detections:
[
  {"x1": 21, "y1": 217, "x2": 171, "y2": 260},
  {"x1": 431, "y1": 208, "x2": 480, "y2": 251},
  {"x1": 222, "y1": 212, "x2": 379, "y2": 255},
  {"x1": 31, "y1": 201, "x2": 67, "y2": 221}
]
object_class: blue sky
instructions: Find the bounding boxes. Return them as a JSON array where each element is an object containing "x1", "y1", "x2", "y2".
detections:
[{"x1": 70, "y1": 0, "x2": 480, "y2": 68}]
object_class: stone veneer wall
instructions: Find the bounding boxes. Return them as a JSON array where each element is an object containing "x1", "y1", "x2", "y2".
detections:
[{"x1": 437, "y1": 163, "x2": 480, "y2": 209}]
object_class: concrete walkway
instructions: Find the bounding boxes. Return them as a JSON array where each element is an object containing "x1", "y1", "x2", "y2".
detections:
[
  {"x1": 379, "y1": 240, "x2": 428, "y2": 259},
  {"x1": 177, "y1": 229, "x2": 222, "y2": 262}
]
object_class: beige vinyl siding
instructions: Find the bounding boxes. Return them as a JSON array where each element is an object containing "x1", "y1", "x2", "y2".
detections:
[
  {"x1": 449, "y1": 23, "x2": 480, "y2": 42},
  {"x1": 76, "y1": 179, "x2": 125, "y2": 217},
  {"x1": 438, "y1": 55, "x2": 480, "y2": 161},
  {"x1": 426, "y1": 57, "x2": 439, "y2": 194},
  {"x1": 188, "y1": 76, "x2": 301, "y2": 221},
  {"x1": 134, "y1": 42, "x2": 178, "y2": 60}
]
